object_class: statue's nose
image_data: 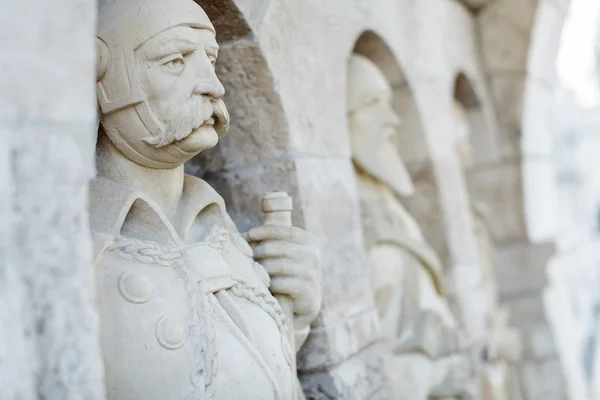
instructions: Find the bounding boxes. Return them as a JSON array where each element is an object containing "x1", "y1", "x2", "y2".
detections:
[{"x1": 193, "y1": 63, "x2": 225, "y2": 99}]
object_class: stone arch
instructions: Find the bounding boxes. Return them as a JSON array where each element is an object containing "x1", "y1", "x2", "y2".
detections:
[{"x1": 352, "y1": 30, "x2": 451, "y2": 267}]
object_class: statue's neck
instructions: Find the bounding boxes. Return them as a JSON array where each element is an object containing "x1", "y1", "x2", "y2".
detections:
[{"x1": 96, "y1": 131, "x2": 184, "y2": 223}]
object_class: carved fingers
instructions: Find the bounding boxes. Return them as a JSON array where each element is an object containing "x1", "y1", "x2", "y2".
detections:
[{"x1": 244, "y1": 225, "x2": 322, "y2": 330}]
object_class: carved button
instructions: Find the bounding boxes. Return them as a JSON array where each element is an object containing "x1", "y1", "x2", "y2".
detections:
[
  {"x1": 118, "y1": 272, "x2": 152, "y2": 304},
  {"x1": 156, "y1": 316, "x2": 186, "y2": 350}
]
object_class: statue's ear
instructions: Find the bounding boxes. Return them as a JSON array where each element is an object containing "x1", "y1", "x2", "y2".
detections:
[{"x1": 96, "y1": 37, "x2": 110, "y2": 82}]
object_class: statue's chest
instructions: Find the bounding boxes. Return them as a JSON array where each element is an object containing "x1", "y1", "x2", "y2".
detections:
[{"x1": 95, "y1": 226, "x2": 294, "y2": 399}]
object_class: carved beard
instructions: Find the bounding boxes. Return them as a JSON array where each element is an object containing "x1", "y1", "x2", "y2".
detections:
[
  {"x1": 352, "y1": 136, "x2": 414, "y2": 197},
  {"x1": 143, "y1": 97, "x2": 229, "y2": 148}
]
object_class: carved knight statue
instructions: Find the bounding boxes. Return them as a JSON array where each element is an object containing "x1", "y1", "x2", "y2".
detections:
[
  {"x1": 92, "y1": 0, "x2": 322, "y2": 398},
  {"x1": 348, "y1": 54, "x2": 471, "y2": 399},
  {"x1": 453, "y1": 100, "x2": 523, "y2": 400}
]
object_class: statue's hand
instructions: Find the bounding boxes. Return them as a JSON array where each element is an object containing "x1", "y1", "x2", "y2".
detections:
[{"x1": 243, "y1": 225, "x2": 322, "y2": 332}]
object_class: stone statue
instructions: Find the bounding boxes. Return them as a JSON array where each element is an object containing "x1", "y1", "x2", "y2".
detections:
[
  {"x1": 92, "y1": 0, "x2": 322, "y2": 398},
  {"x1": 453, "y1": 100, "x2": 523, "y2": 400},
  {"x1": 348, "y1": 54, "x2": 471, "y2": 399}
]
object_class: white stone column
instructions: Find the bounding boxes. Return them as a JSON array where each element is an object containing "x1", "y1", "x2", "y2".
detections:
[{"x1": 0, "y1": 0, "x2": 105, "y2": 398}]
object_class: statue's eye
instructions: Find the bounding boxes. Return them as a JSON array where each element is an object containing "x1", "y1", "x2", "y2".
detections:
[
  {"x1": 208, "y1": 56, "x2": 216, "y2": 69},
  {"x1": 162, "y1": 56, "x2": 185, "y2": 72}
]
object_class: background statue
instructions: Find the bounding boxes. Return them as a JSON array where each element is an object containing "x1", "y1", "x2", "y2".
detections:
[
  {"x1": 453, "y1": 100, "x2": 523, "y2": 400},
  {"x1": 92, "y1": 0, "x2": 322, "y2": 398},
  {"x1": 348, "y1": 54, "x2": 471, "y2": 399}
]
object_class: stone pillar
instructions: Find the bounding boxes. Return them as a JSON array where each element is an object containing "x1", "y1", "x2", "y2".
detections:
[{"x1": 0, "y1": 0, "x2": 105, "y2": 398}]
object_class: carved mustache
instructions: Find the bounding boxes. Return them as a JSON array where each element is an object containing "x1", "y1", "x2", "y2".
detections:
[{"x1": 144, "y1": 97, "x2": 230, "y2": 148}]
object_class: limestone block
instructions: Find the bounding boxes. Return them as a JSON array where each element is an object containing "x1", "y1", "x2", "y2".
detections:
[
  {"x1": 488, "y1": 75, "x2": 526, "y2": 160},
  {"x1": 466, "y1": 163, "x2": 527, "y2": 242},
  {"x1": 494, "y1": 241, "x2": 553, "y2": 298}
]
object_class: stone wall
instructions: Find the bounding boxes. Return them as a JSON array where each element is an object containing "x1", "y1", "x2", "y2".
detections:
[
  {"x1": 0, "y1": 0, "x2": 577, "y2": 398},
  {"x1": 0, "y1": 0, "x2": 105, "y2": 398}
]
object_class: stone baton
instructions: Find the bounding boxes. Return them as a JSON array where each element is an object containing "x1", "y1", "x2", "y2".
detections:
[{"x1": 261, "y1": 191, "x2": 296, "y2": 354}]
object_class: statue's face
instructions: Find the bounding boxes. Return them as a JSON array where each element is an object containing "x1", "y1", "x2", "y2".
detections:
[
  {"x1": 349, "y1": 89, "x2": 400, "y2": 145},
  {"x1": 348, "y1": 87, "x2": 413, "y2": 196},
  {"x1": 137, "y1": 26, "x2": 227, "y2": 152},
  {"x1": 100, "y1": 25, "x2": 229, "y2": 167}
]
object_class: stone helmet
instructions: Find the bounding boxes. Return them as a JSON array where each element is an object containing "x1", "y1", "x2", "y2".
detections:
[
  {"x1": 96, "y1": 0, "x2": 228, "y2": 168},
  {"x1": 96, "y1": 0, "x2": 215, "y2": 114}
]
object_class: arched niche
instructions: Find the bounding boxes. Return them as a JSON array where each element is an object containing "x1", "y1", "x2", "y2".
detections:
[
  {"x1": 453, "y1": 72, "x2": 499, "y2": 168},
  {"x1": 452, "y1": 71, "x2": 521, "y2": 248},
  {"x1": 352, "y1": 31, "x2": 451, "y2": 268}
]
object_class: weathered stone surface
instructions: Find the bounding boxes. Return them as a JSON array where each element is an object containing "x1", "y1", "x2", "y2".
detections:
[{"x1": 0, "y1": 0, "x2": 104, "y2": 397}]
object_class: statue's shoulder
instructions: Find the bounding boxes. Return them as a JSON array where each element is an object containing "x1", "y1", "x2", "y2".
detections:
[{"x1": 182, "y1": 174, "x2": 239, "y2": 234}]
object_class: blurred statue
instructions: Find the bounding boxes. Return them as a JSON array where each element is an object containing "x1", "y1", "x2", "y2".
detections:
[
  {"x1": 453, "y1": 100, "x2": 523, "y2": 400},
  {"x1": 348, "y1": 54, "x2": 472, "y2": 399}
]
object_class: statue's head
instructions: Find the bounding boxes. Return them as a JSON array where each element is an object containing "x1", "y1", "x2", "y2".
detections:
[
  {"x1": 347, "y1": 54, "x2": 413, "y2": 196},
  {"x1": 453, "y1": 100, "x2": 472, "y2": 169},
  {"x1": 96, "y1": 0, "x2": 229, "y2": 169}
]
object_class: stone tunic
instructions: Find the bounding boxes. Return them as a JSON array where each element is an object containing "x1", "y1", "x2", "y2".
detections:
[
  {"x1": 356, "y1": 172, "x2": 471, "y2": 400},
  {"x1": 90, "y1": 175, "x2": 296, "y2": 400}
]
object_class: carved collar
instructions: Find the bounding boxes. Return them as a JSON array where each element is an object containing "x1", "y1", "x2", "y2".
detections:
[{"x1": 90, "y1": 174, "x2": 229, "y2": 257}]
